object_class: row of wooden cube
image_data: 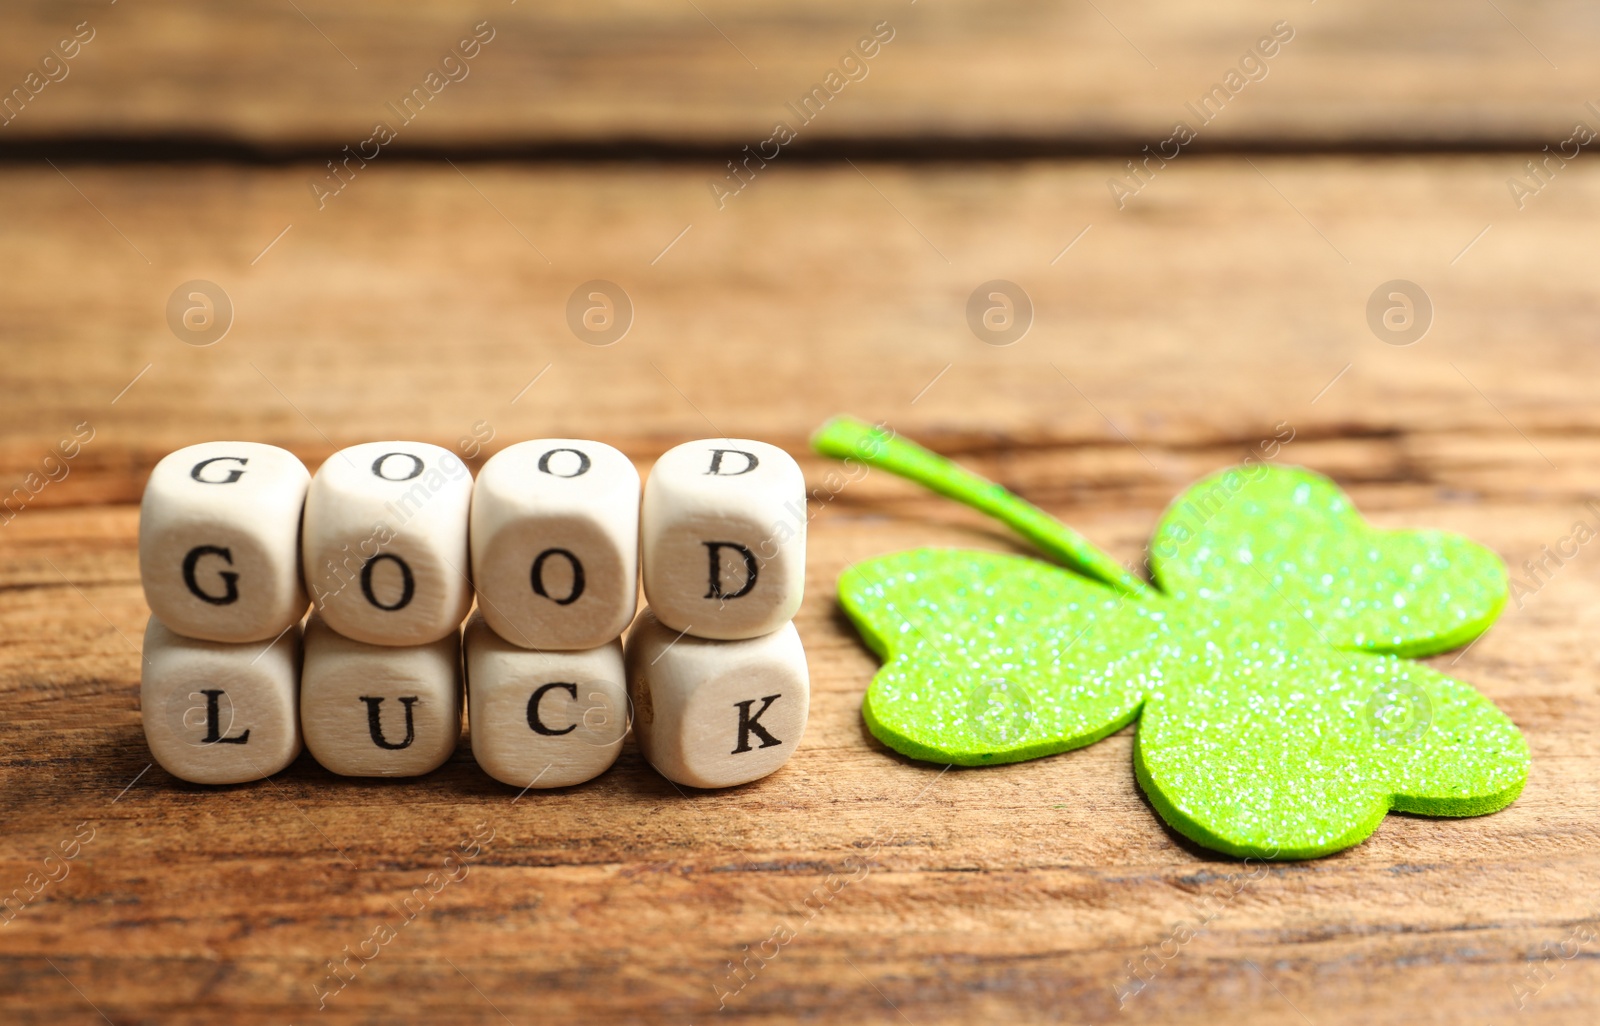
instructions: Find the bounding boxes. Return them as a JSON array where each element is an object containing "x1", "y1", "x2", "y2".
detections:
[
  {"x1": 142, "y1": 607, "x2": 809, "y2": 789},
  {"x1": 140, "y1": 437, "x2": 806, "y2": 651}
]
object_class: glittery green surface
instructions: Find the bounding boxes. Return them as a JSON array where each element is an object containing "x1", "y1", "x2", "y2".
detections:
[{"x1": 828, "y1": 434, "x2": 1528, "y2": 860}]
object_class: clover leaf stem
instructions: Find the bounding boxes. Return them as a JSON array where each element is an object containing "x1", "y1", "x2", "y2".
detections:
[{"x1": 811, "y1": 415, "x2": 1152, "y2": 597}]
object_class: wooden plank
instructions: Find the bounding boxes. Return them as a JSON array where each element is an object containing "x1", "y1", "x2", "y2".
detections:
[
  {"x1": 0, "y1": 158, "x2": 1593, "y2": 492},
  {"x1": 2, "y1": 0, "x2": 1599, "y2": 147},
  {"x1": 1, "y1": 487, "x2": 1597, "y2": 1024},
  {"x1": 2, "y1": 160, "x2": 1599, "y2": 1023}
]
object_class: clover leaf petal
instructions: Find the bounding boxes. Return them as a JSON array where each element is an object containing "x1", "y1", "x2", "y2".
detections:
[
  {"x1": 840, "y1": 549, "x2": 1163, "y2": 765},
  {"x1": 1134, "y1": 641, "x2": 1528, "y2": 859},
  {"x1": 1149, "y1": 465, "x2": 1507, "y2": 658}
]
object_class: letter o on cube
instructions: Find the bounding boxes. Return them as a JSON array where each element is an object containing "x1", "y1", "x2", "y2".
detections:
[
  {"x1": 470, "y1": 439, "x2": 639, "y2": 650},
  {"x1": 625, "y1": 607, "x2": 809, "y2": 788},
  {"x1": 303, "y1": 441, "x2": 473, "y2": 646},
  {"x1": 640, "y1": 439, "x2": 805, "y2": 640},
  {"x1": 139, "y1": 441, "x2": 310, "y2": 643}
]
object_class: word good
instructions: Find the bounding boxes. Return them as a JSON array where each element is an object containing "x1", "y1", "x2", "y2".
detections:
[
  {"x1": 812, "y1": 415, "x2": 1527, "y2": 861},
  {"x1": 138, "y1": 437, "x2": 810, "y2": 791}
]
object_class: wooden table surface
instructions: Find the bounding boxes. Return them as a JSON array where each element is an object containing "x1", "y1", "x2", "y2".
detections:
[{"x1": 3, "y1": 4, "x2": 1598, "y2": 1024}]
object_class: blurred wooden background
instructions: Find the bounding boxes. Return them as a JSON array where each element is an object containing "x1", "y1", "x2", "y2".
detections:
[{"x1": 2, "y1": 2, "x2": 1598, "y2": 1024}]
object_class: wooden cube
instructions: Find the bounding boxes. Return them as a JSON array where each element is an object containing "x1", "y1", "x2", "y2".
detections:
[
  {"x1": 470, "y1": 439, "x2": 639, "y2": 650},
  {"x1": 624, "y1": 607, "x2": 808, "y2": 788},
  {"x1": 463, "y1": 615, "x2": 627, "y2": 789},
  {"x1": 139, "y1": 441, "x2": 309, "y2": 643},
  {"x1": 640, "y1": 439, "x2": 805, "y2": 640},
  {"x1": 303, "y1": 441, "x2": 473, "y2": 646},
  {"x1": 140, "y1": 616, "x2": 302, "y2": 785},
  {"x1": 300, "y1": 615, "x2": 462, "y2": 777}
]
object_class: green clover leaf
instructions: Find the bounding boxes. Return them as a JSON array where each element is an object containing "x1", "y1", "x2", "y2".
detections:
[
  {"x1": 1149, "y1": 465, "x2": 1508, "y2": 657},
  {"x1": 815, "y1": 417, "x2": 1528, "y2": 860},
  {"x1": 841, "y1": 548, "x2": 1166, "y2": 765}
]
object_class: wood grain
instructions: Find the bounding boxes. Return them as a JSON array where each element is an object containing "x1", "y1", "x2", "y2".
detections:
[
  {"x1": 1, "y1": 159, "x2": 1598, "y2": 1023},
  {"x1": 0, "y1": 158, "x2": 1594, "y2": 489},
  {"x1": 4, "y1": 1, "x2": 1600, "y2": 148},
  {"x1": 2, "y1": 478, "x2": 1597, "y2": 1024}
]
